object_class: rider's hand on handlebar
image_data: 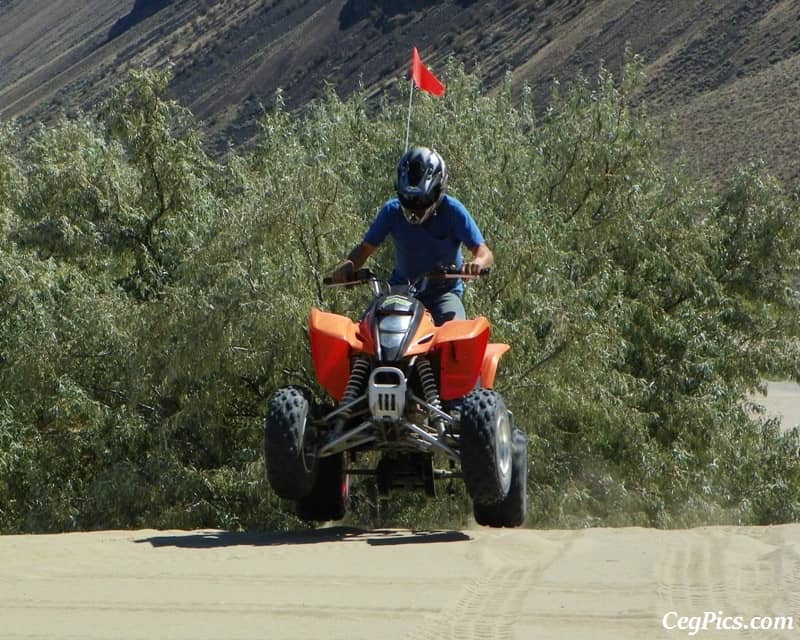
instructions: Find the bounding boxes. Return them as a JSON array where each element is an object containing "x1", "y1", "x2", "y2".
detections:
[
  {"x1": 331, "y1": 260, "x2": 355, "y2": 284},
  {"x1": 461, "y1": 261, "x2": 484, "y2": 277}
]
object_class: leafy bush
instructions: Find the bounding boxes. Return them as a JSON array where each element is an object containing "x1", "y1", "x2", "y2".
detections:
[{"x1": 1, "y1": 56, "x2": 798, "y2": 532}]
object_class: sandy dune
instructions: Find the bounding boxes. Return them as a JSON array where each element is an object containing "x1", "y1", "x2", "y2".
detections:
[
  {"x1": 2, "y1": 524, "x2": 799, "y2": 639},
  {"x1": 763, "y1": 381, "x2": 800, "y2": 431}
]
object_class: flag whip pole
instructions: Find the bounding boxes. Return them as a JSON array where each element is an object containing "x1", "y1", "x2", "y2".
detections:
[{"x1": 404, "y1": 78, "x2": 414, "y2": 152}]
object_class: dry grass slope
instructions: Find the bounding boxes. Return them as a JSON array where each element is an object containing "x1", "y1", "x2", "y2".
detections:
[{"x1": 0, "y1": 0, "x2": 798, "y2": 185}]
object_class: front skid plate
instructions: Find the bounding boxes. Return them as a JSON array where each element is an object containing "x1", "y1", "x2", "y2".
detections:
[{"x1": 316, "y1": 419, "x2": 460, "y2": 462}]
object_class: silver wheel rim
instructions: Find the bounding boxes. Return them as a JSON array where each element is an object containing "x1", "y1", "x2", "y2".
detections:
[
  {"x1": 496, "y1": 411, "x2": 512, "y2": 493},
  {"x1": 299, "y1": 413, "x2": 315, "y2": 473}
]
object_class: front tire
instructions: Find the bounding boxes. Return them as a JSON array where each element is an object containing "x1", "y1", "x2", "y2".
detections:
[
  {"x1": 473, "y1": 428, "x2": 527, "y2": 527},
  {"x1": 460, "y1": 389, "x2": 513, "y2": 505},
  {"x1": 264, "y1": 387, "x2": 317, "y2": 500}
]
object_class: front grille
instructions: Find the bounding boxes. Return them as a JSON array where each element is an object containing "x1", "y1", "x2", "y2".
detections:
[{"x1": 368, "y1": 367, "x2": 407, "y2": 419}]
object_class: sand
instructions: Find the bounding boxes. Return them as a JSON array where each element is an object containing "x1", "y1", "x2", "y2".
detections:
[
  {"x1": 762, "y1": 381, "x2": 800, "y2": 431},
  {"x1": 2, "y1": 524, "x2": 799, "y2": 639}
]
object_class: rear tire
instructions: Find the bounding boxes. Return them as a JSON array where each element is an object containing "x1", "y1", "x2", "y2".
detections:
[
  {"x1": 460, "y1": 389, "x2": 513, "y2": 505},
  {"x1": 296, "y1": 453, "x2": 349, "y2": 522},
  {"x1": 264, "y1": 387, "x2": 316, "y2": 500},
  {"x1": 473, "y1": 428, "x2": 527, "y2": 527}
]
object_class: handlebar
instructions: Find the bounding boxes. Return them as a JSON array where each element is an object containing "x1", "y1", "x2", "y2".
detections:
[
  {"x1": 322, "y1": 268, "x2": 374, "y2": 287},
  {"x1": 432, "y1": 266, "x2": 492, "y2": 279},
  {"x1": 323, "y1": 266, "x2": 490, "y2": 287}
]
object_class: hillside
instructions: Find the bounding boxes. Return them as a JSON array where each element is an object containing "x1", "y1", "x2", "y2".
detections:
[{"x1": 1, "y1": 0, "x2": 799, "y2": 184}]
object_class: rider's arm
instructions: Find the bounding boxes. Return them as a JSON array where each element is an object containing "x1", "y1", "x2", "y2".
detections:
[
  {"x1": 448, "y1": 199, "x2": 491, "y2": 276},
  {"x1": 463, "y1": 243, "x2": 493, "y2": 276},
  {"x1": 332, "y1": 242, "x2": 377, "y2": 282}
]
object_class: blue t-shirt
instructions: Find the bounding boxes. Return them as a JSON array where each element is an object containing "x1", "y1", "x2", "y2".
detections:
[{"x1": 363, "y1": 194, "x2": 485, "y2": 295}]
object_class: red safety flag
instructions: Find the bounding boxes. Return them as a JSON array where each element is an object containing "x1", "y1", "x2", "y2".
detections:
[{"x1": 411, "y1": 46, "x2": 445, "y2": 96}]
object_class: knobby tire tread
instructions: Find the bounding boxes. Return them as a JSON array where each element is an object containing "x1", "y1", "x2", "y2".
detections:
[
  {"x1": 264, "y1": 387, "x2": 316, "y2": 500},
  {"x1": 460, "y1": 389, "x2": 509, "y2": 506}
]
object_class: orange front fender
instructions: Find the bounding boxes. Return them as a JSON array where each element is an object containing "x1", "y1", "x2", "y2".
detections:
[
  {"x1": 433, "y1": 317, "x2": 490, "y2": 400},
  {"x1": 308, "y1": 308, "x2": 368, "y2": 401}
]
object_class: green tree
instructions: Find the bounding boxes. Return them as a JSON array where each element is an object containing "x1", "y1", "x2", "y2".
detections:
[{"x1": 1, "y1": 57, "x2": 798, "y2": 533}]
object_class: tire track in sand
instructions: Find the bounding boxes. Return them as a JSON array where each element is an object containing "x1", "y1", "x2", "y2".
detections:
[
  {"x1": 407, "y1": 530, "x2": 579, "y2": 640},
  {"x1": 658, "y1": 527, "x2": 800, "y2": 639}
]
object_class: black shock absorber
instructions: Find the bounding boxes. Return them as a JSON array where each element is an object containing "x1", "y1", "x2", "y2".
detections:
[
  {"x1": 339, "y1": 354, "x2": 370, "y2": 415},
  {"x1": 415, "y1": 357, "x2": 442, "y2": 412}
]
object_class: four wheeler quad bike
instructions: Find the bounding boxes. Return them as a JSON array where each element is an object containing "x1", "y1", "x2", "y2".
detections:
[{"x1": 263, "y1": 267, "x2": 527, "y2": 527}]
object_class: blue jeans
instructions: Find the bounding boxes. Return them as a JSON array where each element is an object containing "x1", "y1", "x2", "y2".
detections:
[
  {"x1": 417, "y1": 290, "x2": 466, "y2": 325},
  {"x1": 387, "y1": 285, "x2": 466, "y2": 325}
]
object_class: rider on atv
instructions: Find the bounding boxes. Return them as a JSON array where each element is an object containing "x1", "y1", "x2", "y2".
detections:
[
  {"x1": 263, "y1": 146, "x2": 526, "y2": 528},
  {"x1": 331, "y1": 146, "x2": 494, "y2": 324}
]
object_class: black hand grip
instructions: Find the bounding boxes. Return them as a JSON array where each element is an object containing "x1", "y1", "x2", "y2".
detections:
[
  {"x1": 323, "y1": 268, "x2": 374, "y2": 287},
  {"x1": 446, "y1": 266, "x2": 491, "y2": 276},
  {"x1": 354, "y1": 268, "x2": 373, "y2": 281}
]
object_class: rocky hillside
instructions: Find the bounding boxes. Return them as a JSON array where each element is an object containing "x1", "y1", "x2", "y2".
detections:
[{"x1": 1, "y1": 0, "x2": 798, "y2": 184}]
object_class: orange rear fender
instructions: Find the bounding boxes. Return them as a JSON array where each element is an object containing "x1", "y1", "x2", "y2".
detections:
[{"x1": 480, "y1": 343, "x2": 511, "y2": 388}]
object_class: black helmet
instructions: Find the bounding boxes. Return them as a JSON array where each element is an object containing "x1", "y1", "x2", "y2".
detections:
[{"x1": 395, "y1": 146, "x2": 448, "y2": 224}]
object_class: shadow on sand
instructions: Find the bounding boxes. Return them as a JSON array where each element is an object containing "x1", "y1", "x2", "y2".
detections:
[{"x1": 134, "y1": 526, "x2": 472, "y2": 549}]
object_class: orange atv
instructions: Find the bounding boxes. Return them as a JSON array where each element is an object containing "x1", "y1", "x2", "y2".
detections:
[{"x1": 264, "y1": 268, "x2": 527, "y2": 527}]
